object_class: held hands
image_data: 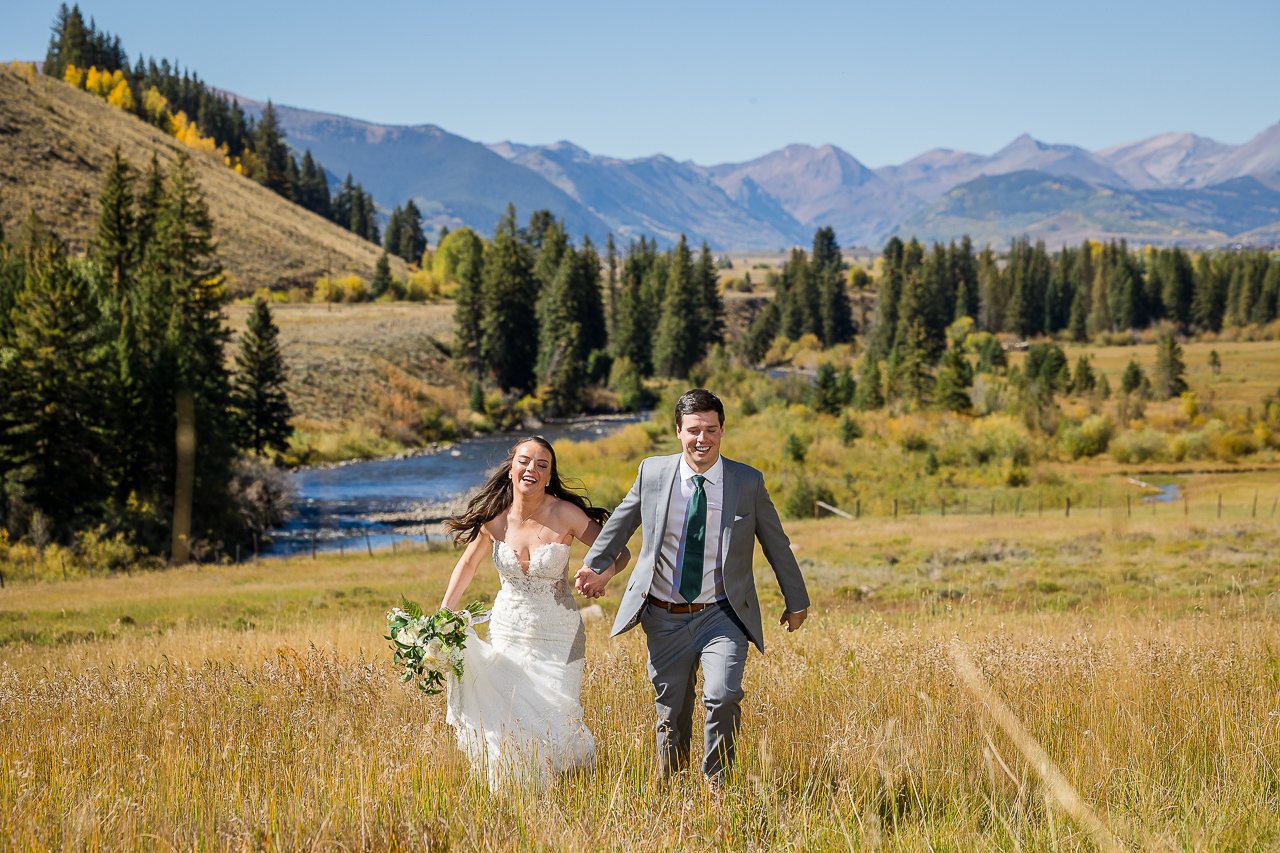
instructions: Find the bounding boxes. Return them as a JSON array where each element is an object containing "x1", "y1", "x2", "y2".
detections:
[
  {"x1": 778, "y1": 608, "x2": 808, "y2": 632},
  {"x1": 574, "y1": 565, "x2": 615, "y2": 598}
]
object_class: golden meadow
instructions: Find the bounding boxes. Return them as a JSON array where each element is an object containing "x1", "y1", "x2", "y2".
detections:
[{"x1": 3, "y1": 339, "x2": 1280, "y2": 850}]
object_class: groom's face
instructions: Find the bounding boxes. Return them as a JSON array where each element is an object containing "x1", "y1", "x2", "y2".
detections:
[{"x1": 676, "y1": 410, "x2": 723, "y2": 471}]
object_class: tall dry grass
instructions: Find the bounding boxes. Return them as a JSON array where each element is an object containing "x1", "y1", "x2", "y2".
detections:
[{"x1": 3, "y1": 599, "x2": 1279, "y2": 849}]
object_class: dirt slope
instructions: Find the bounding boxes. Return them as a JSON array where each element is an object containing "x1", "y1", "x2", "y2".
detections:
[{"x1": 0, "y1": 65, "x2": 404, "y2": 294}]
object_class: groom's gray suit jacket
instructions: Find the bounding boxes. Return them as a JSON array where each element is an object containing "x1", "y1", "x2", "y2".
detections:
[{"x1": 583, "y1": 453, "x2": 809, "y2": 652}]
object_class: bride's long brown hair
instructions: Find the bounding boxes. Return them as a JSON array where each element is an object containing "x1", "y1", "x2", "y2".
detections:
[{"x1": 445, "y1": 436, "x2": 610, "y2": 545}]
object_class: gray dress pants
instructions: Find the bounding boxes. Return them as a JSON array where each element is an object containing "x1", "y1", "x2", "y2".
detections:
[{"x1": 641, "y1": 600, "x2": 750, "y2": 780}]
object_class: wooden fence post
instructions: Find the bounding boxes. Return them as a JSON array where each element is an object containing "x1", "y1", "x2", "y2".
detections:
[
  {"x1": 1252, "y1": 490, "x2": 1258, "y2": 518},
  {"x1": 990, "y1": 497, "x2": 995, "y2": 517},
  {"x1": 855, "y1": 499, "x2": 861, "y2": 519},
  {"x1": 235, "y1": 544, "x2": 240, "y2": 564},
  {"x1": 1097, "y1": 493, "x2": 1102, "y2": 517},
  {"x1": 366, "y1": 532, "x2": 374, "y2": 557},
  {"x1": 1065, "y1": 497, "x2": 1071, "y2": 518},
  {"x1": 340, "y1": 539, "x2": 345, "y2": 557},
  {"x1": 1015, "y1": 494, "x2": 1021, "y2": 516},
  {"x1": 1127, "y1": 493, "x2": 1131, "y2": 517},
  {"x1": 311, "y1": 531, "x2": 317, "y2": 559},
  {"x1": 1218, "y1": 492, "x2": 1222, "y2": 519},
  {"x1": 61, "y1": 555, "x2": 67, "y2": 581},
  {"x1": 893, "y1": 499, "x2": 898, "y2": 519}
]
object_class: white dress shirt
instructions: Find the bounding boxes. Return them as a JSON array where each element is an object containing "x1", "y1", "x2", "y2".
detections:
[{"x1": 652, "y1": 455, "x2": 724, "y2": 604}]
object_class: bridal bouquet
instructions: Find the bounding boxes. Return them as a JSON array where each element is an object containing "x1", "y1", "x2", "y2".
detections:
[{"x1": 386, "y1": 597, "x2": 487, "y2": 694}]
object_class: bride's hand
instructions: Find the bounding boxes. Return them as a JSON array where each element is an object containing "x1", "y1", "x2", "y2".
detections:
[{"x1": 574, "y1": 565, "x2": 613, "y2": 598}]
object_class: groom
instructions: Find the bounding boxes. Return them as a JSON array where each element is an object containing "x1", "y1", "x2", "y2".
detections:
[{"x1": 575, "y1": 389, "x2": 809, "y2": 784}]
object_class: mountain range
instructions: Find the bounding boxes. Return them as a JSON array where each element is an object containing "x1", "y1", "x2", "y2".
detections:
[{"x1": 234, "y1": 94, "x2": 1280, "y2": 250}]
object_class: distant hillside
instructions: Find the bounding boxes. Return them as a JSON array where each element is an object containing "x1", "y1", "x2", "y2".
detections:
[
  {"x1": 216, "y1": 86, "x2": 1280, "y2": 250},
  {"x1": 231, "y1": 97, "x2": 613, "y2": 243},
  {"x1": 892, "y1": 170, "x2": 1280, "y2": 246},
  {"x1": 0, "y1": 65, "x2": 402, "y2": 294},
  {"x1": 491, "y1": 141, "x2": 807, "y2": 249},
  {"x1": 699, "y1": 144, "x2": 922, "y2": 247}
]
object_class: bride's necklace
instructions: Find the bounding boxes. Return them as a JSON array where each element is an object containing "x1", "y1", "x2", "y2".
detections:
[{"x1": 511, "y1": 496, "x2": 545, "y2": 527}]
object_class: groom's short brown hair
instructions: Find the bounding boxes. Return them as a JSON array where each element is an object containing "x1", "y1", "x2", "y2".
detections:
[{"x1": 674, "y1": 389, "x2": 725, "y2": 428}]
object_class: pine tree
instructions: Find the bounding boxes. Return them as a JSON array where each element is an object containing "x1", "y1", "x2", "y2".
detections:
[
  {"x1": 1121, "y1": 358, "x2": 1144, "y2": 395},
  {"x1": 370, "y1": 252, "x2": 393, "y2": 298},
  {"x1": 142, "y1": 154, "x2": 237, "y2": 547},
  {"x1": 696, "y1": 241, "x2": 725, "y2": 351},
  {"x1": 480, "y1": 204, "x2": 538, "y2": 392},
  {"x1": 932, "y1": 347, "x2": 973, "y2": 413},
  {"x1": 605, "y1": 233, "x2": 619, "y2": 346},
  {"x1": 0, "y1": 238, "x2": 113, "y2": 541},
  {"x1": 739, "y1": 300, "x2": 779, "y2": 366},
  {"x1": 576, "y1": 236, "x2": 608, "y2": 357},
  {"x1": 398, "y1": 199, "x2": 426, "y2": 265},
  {"x1": 810, "y1": 362, "x2": 840, "y2": 415},
  {"x1": 652, "y1": 236, "x2": 702, "y2": 379},
  {"x1": 894, "y1": 321, "x2": 933, "y2": 407},
  {"x1": 537, "y1": 248, "x2": 587, "y2": 414},
  {"x1": 382, "y1": 207, "x2": 405, "y2": 263},
  {"x1": 853, "y1": 351, "x2": 885, "y2": 411},
  {"x1": 1070, "y1": 356, "x2": 1096, "y2": 395},
  {"x1": 233, "y1": 298, "x2": 292, "y2": 456},
  {"x1": 134, "y1": 152, "x2": 165, "y2": 256},
  {"x1": 450, "y1": 228, "x2": 486, "y2": 378},
  {"x1": 839, "y1": 414, "x2": 862, "y2": 446},
  {"x1": 1152, "y1": 331, "x2": 1188, "y2": 400},
  {"x1": 254, "y1": 101, "x2": 291, "y2": 197},
  {"x1": 91, "y1": 146, "x2": 135, "y2": 294}
]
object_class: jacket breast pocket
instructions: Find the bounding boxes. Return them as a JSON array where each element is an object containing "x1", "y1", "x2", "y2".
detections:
[{"x1": 733, "y1": 512, "x2": 751, "y2": 524}]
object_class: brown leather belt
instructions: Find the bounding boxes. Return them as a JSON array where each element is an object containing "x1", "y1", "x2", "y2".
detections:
[{"x1": 646, "y1": 594, "x2": 710, "y2": 613}]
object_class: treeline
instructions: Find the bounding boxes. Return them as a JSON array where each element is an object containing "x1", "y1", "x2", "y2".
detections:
[
  {"x1": 738, "y1": 226, "x2": 857, "y2": 363},
  {"x1": 872, "y1": 235, "x2": 1280, "y2": 355},
  {"x1": 449, "y1": 207, "x2": 738, "y2": 414},
  {"x1": 0, "y1": 150, "x2": 292, "y2": 555},
  {"x1": 42, "y1": 4, "x2": 380, "y2": 243}
]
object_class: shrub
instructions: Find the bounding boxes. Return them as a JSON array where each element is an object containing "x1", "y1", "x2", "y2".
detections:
[
  {"x1": 1108, "y1": 428, "x2": 1168, "y2": 464},
  {"x1": 782, "y1": 476, "x2": 834, "y2": 519},
  {"x1": 784, "y1": 433, "x2": 807, "y2": 463},
  {"x1": 609, "y1": 357, "x2": 655, "y2": 412},
  {"x1": 1058, "y1": 414, "x2": 1115, "y2": 459}
]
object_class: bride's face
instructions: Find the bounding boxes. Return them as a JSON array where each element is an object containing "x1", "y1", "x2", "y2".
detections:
[{"x1": 510, "y1": 442, "x2": 553, "y2": 497}]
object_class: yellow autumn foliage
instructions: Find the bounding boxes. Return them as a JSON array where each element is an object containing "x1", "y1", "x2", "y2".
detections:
[
  {"x1": 85, "y1": 66, "x2": 126, "y2": 97},
  {"x1": 106, "y1": 78, "x2": 135, "y2": 111},
  {"x1": 143, "y1": 87, "x2": 169, "y2": 122},
  {"x1": 168, "y1": 110, "x2": 221, "y2": 155},
  {"x1": 63, "y1": 64, "x2": 85, "y2": 88},
  {"x1": 10, "y1": 61, "x2": 37, "y2": 84}
]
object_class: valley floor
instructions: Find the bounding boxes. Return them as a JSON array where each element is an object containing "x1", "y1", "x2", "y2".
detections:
[{"x1": 2, "y1": 495, "x2": 1278, "y2": 850}]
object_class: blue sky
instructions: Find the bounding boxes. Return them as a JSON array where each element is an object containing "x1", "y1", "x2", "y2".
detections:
[{"x1": 5, "y1": 0, "x2": 1278, "y2": 167}]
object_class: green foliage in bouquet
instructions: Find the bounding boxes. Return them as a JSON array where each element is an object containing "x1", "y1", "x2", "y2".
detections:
[{"x1": 385, "y1": 597, "x2": 487, "y2": 695}]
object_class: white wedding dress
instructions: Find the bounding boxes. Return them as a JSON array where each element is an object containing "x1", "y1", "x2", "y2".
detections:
[{"x1": 445, "y1": 540, "x2": 596, "y2": 791}]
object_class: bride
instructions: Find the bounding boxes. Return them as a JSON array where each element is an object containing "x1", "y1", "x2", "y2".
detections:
[{"x1": 440, "y1": 436, "x2": 630, "y2": 791}]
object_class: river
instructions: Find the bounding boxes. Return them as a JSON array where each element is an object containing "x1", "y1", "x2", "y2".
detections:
[{"x1": 261, "y1": 414, "x2": 646, "y2": 558}]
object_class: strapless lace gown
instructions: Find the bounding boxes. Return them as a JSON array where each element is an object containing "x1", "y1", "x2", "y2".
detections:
[{"x1": 445, "y1": 541, "x2": 595, "y2": 790}]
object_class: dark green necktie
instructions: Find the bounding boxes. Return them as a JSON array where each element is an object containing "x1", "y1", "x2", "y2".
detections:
[{"x1": 678, "y1": 474, "x2": 707, "y2": 603}]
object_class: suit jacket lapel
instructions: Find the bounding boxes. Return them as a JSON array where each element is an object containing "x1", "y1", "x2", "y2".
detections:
[
  {"x1": 719, "y1": 458, "x2": 741, "y2": 567},
  {"x1": 651, "y1": 455, "x2": 681, "y2": 546}
]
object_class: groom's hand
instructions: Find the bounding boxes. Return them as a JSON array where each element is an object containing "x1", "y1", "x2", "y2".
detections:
[
  {"x1": 778, "y1": 609, "x2": 807, "y2": 632},
  {"x1": 574, "y1": 565, "x2": 612, "y2": 598}
]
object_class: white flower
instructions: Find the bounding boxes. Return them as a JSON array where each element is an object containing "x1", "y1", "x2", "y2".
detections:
[
  {"x1": 422, "y1": 638, "x2": 447, "y2": 670},
  {"x1": 396, "y1": 625, "x2": 419, "y2": 646}
]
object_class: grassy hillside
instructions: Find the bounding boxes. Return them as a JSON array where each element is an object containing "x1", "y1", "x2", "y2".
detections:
[{"x1": 0, "y1": 64, "x2": 406, "y2": 295}]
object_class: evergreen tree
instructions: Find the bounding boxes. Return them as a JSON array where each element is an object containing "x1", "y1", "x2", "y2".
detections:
[
  {"x1": 976, "y1": 245, "x2": 1004, "y2": 332},
  {"x1": 815, "y1": 230, "x2": 853, "y2": 346},
  {"x1": 1191, "y1": 253, "x2": 1224, "y2": 332},
  {"x1": 653, "y1": 236, "x2": 702, "y2": 379},
  {"x1": 739, "y1": 300, "x2": 779, "y2": 366},
  {"x1": 810, "y1": 362, "x2": 841, "y2": 415},
  {"x1": 1120, "y1": 358, "x2": 1144, "y2": 395},
  {"x1": 397, "y1": 199, "x2": 427, "y2": 265},
  {"x1": 134, "y1": 152, "x2": 165, "y2": 255},
  {"x1": 480, "y1": 204, "x2": 538, "y2": 392},
  {"x1": 605, "y1": 233, "x2": 619, "y2": 346},
  {"x1": 1067, "y1": 241, "x2": 1093, "y2": 341},
  {"x1": 536, "y1": 247, "x2": 588, "y2": 413},
  {"x1": 296, "y1": 150, "x2": 331, "y2": 219},
  {"x1": 976, "y1": 335, "x2": 1007, "y2": 374},
  {"x1": 382, "y1": 206, "x2": 405, "y2": 263},
  {"x1": 951, "y1": 236, "x2": 979, "y2": 321},
  {"x1": 449, "y1": 228, "x2": 487, "y2": 378},
  {"x1": 612, "y1": 239, "x2": 662, "y2": 375},
  {"x1": 839, "y1": 414, "x2": 862, "y2": 446},
  {"x1": 894, "y1": 321, "x2": 932, "y2": 407},
  {"x1": 576, "y1": 235, "x2": 608, "y2": 357},
  {"x1": 141, "y1": 154, "x2": 238, "y2": 547},
  {"x1": 254, "y1": 101, "x2": 291, "y2": 197},
  {"x1": 1152, "y1": 331, "x2": 1188, "y2": 400},
  {"x1": 91, "y1": 146, "x2": 136, "y2": 294},
  {"x1": 871, "y1": 236, "x2": 905, "y2": 355},
  {"x1": 1070, "y1": 356, "x2": 1096, "y2": 395},
  {"x1": 0, "y1": 238, "x2": 113, "y2": 541},
  {"x1": 526, "y1": 210, "x2": 556, "y2": 249},
  {"x1": 852, "y1": 351, "x2": 885, "y2": 411},
  {"x1": 370, "y1": 252, "x2": 393, "y2": 298},
  {"x1": 696, "y1": 241, "x2": 726, "y2": 350},
  {"x1": 1087, "y1": 243, "x2": 1114, "y2": 335},
  {"x1": 933, "y1": 347, "x2": 974, "y2": 413},
  {"x1": 233, "y1": 298, "x2": 292, "y2": 456}
]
